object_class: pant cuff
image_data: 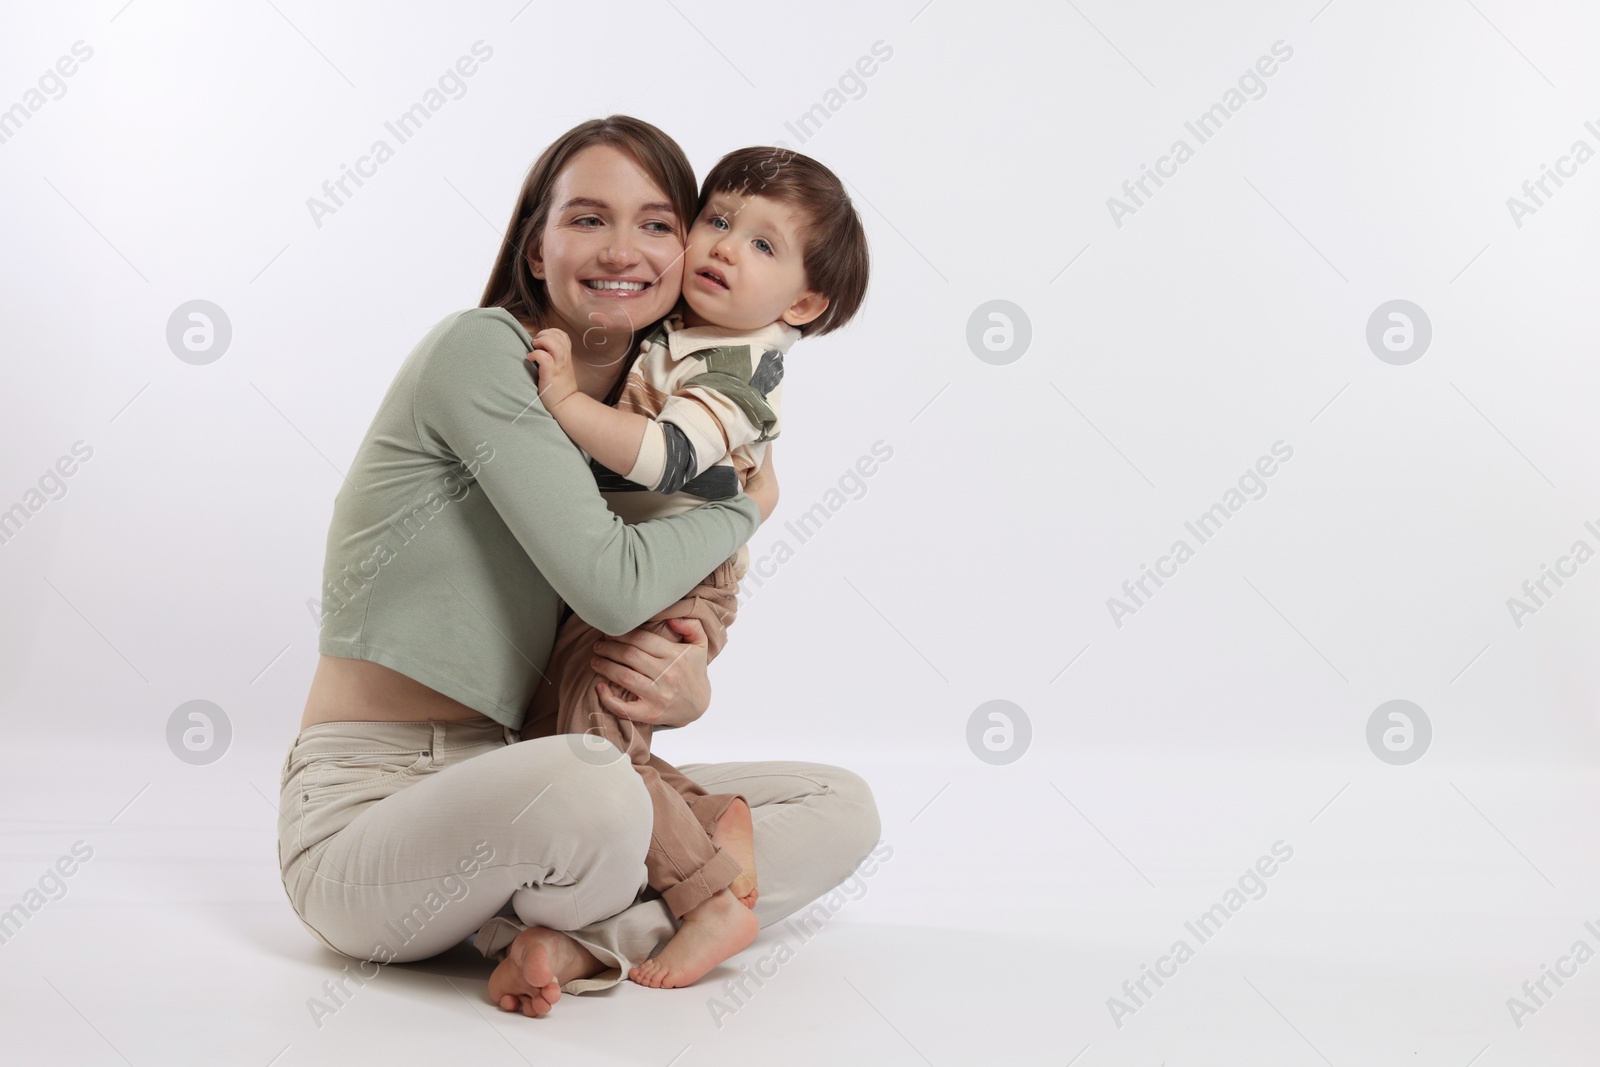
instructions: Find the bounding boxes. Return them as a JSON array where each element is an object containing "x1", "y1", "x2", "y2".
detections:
[
  {"x1": 659, "y1": 847, "x2": 743, "y2": 918},
  {"x1": 473, "y1": 915, "x2": 629, "y2": 995},
  {"x1": 685, "y1": 791, "x2": 745, "y2": 837}
]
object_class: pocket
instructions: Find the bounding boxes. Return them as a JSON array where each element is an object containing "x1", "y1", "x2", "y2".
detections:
[
  {"x1": 278, "y1": 741, "x2": 296, "y2": 789},
  {"x1": 307, "y1": 748, "x2": 433, "y2": 795},
  {"x1": 287, "y1": 747, "x2": 434, "y2": 868}
]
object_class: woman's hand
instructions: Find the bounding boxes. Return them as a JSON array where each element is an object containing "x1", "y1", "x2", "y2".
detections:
[
  {"x1": 743, "y1": 444, "x2": 779, "y2": 524},
  {"x1": 590, "y1": 617, "x2": 712, "y2": 729},
  {"x1": 526, "y1": 328, "x2": 579, "y2": 411}
]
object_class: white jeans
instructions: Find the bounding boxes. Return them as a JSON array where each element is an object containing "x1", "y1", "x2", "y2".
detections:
[{"x1": 277, "y1": 718, "x2": 880, "y2": 992}]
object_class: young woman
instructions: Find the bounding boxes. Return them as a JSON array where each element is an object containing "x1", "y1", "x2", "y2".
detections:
[{"x1": 277, "y1": 115, "x2": 880, "y2": 1017}]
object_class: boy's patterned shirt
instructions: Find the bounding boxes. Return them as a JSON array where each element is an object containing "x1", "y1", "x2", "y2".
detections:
[{"x1": 587, "y1": 315, "x2": 799, "y2": 579}]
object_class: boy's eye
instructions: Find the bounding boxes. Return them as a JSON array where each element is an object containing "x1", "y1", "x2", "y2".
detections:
[
  {"x1": 709, "y1": 215, "x2": 730, "y2": 231},
  {"x1": 753, "y1": 238, "x2": 773, "y2": 255}
]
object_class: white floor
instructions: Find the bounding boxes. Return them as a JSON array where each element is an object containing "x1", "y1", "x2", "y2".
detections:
[{"x1": 2, "y1": 743, "x2": 1596, "y2": 1066}]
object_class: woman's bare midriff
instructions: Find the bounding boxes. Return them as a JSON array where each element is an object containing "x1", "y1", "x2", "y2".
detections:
[{"x1": 299, "y1": 654, "x2": 498, "y2": 731}]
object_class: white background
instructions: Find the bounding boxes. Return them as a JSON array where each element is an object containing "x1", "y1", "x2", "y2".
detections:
[{"x1": 2, "y1": 1, "x2": 1598, "y2": 1064}]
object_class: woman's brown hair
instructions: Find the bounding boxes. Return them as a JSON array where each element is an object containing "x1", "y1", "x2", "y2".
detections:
[{"x1": 479, "y1": 115, "x2": 698, "y2": 342}]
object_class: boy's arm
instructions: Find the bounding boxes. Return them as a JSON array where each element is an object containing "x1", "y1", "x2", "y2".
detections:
[
  {"x1": 529, "y1": 327, "x2": 783, "y2": 496},
  {"x1": 542, "y1": 391, "x2": 653, "y2": 478},
  {"x1": 625, "y1": 342, "x2": 783, "y2": 494},
  {"x1": 524, "y1": 326, "x2": 651, "y2": 477}
]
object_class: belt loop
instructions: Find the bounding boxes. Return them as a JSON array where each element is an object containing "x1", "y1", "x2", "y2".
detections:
[
  {"x1": 502, "y1": 723, "x2": 516, "y2": 747},
  {"x1": 429, "y1": 721, "x2": 445, "y2": 759}
]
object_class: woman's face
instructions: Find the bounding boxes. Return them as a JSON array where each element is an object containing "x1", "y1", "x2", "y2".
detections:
[{"x1": 531, "y1": 144, "x2": 685, "y2": 347}]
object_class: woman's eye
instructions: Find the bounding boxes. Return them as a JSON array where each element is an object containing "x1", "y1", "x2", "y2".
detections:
[
  {"x1": 574, "y1": 216, "x2": 601, "y2": 227},
  {"x1": 645, "y1": 221, "x2": 673, "y2": 234}
]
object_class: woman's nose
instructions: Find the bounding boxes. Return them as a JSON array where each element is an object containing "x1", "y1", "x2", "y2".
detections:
[{"x1": 598, "y1": 240, "x2": 640, "y2": 268}]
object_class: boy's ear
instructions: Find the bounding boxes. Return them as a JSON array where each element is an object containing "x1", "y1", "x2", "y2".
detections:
[{"x1": 782, "y1": 290, "x2": 830, "y2": 328}]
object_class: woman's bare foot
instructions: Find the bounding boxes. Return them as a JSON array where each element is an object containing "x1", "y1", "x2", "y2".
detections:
[
  {"x1": 487, "y1": 926, "x2": 605, "y2": 1017},
  {"x1": 712, "y1": 798, "x2": 758, "y2": 909},
  {"x1": 628, "y1": 888, "x2": 759, "y2": 989}
]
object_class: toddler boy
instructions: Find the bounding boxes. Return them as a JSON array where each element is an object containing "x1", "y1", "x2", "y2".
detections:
[{"x1": 522, "y1": 146, "x2": 869, "y2": 988}]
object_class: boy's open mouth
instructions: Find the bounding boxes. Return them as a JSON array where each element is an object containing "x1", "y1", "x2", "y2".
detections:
[{"x1": 696, "y1": 267, "x2": 729, "y2": 290}]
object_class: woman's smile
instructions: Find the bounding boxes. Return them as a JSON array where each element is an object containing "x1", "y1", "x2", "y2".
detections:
[{"x1": 581, "y1": 275, "x2": 657, "y2": 297}]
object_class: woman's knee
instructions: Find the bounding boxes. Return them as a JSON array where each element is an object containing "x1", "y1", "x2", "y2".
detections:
[
  {"x1": 813, "y1": 763, "x2": 883, "y2": 861},
  {"x1": 512, "y1": 735, "x2": 653, "y2": 847}
]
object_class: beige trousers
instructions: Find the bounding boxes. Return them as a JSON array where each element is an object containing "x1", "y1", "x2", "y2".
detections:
[{"x1": 276, "y1": 718, "x2": 879, "y2": 993}]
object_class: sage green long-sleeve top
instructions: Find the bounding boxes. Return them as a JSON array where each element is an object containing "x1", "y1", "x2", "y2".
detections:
[{"x1": 315, "y1": 307, "x2": 762, "y2": 730}]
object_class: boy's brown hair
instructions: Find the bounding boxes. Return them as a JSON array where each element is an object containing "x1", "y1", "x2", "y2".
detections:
[{"x1": 698, "y1": 146, "x2": 869, "y2": 336}]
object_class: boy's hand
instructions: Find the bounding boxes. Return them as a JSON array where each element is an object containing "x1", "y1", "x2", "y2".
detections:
[{"x1": 526, "y1": 328, "x2": 579, "y2": 411}]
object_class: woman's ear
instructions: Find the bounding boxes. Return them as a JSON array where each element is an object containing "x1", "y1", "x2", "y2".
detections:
[
  {"x1": 782, "y1": 290, "x2": 829, "y2": 328},
  {"x1": 526, "y1": 234, "x2": 546, "y2": 280}
]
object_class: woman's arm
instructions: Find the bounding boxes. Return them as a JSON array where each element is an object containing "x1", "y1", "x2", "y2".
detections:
[
  {"x1": 590, "y1": 447, "x2": 777, "y2": 728},
  {"x1": 743, "y1": 442, "x2": 778, "y2": 524},
  {"x1": 413, "y1": 311, "x2": 760, "y2": 637}
]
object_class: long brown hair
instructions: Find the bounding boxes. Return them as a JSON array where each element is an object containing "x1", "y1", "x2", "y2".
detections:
[{"x1": 479, "y1": 115, "x2": 698, "y2": 356}]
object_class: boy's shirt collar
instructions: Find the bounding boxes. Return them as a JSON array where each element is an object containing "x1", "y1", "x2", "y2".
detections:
[{"x1": 656, "y1": 313, "x2": 802, "y2": 359}]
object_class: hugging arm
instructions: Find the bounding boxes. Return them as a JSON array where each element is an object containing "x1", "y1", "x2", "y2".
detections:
[{"x1": 413, "y1": 315, "x2": 761, "y2": 637}]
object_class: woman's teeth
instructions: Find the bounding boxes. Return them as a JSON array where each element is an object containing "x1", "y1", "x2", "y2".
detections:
[{"x1": 585, "y1": 280, "x2": 647, "y2": 290}]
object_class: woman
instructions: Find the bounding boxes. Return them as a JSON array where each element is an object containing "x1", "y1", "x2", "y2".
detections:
[{"x1": 277, "y1": 115, "x2": 880, "y2": 1018}]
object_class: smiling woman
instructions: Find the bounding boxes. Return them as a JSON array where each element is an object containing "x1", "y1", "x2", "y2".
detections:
[
  {"x1": 480, "y1": 124, "x2": 699, "y2": 369},
  {"x1": 277, "y1": 114, "x2": 880, "y2": 1021}
]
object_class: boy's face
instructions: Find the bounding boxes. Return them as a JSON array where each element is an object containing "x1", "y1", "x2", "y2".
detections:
[{"x1": 681, "y1": 192, "x2": 828, "y2": 332}]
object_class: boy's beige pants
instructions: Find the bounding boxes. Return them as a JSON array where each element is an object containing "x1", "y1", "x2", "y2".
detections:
[
  {"x1": 522, "y1": 554, "x2": 745, "y2": 919},
  {"x1": 277, "y1": 716, "x2": 879, "y2": 993}
]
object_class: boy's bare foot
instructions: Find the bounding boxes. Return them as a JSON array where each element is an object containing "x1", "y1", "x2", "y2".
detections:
[
  {"x1": 487, "y1": 926, "x2": 605, "y2": 1017},
  {"x1": 712, "y1": 797, "x2": 758, "y2": 909},
  {"x1": 628, "y1": 888, "x2": 759, "y2": 989}
]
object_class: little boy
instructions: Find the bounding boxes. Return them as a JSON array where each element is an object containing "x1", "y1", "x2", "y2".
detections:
[{"x1": 521, "y1": 146, "x2": 869, "y2": 988}]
